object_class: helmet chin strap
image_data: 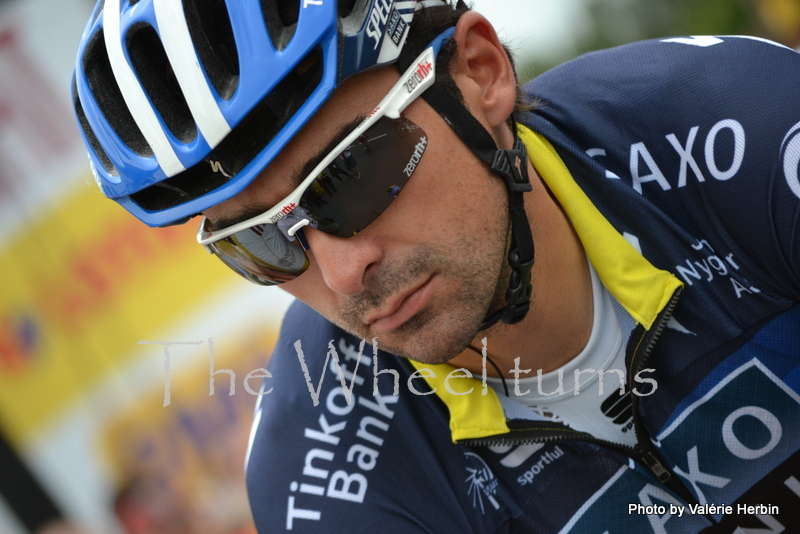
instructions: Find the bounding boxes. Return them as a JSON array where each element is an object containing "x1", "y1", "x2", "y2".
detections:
[{"x1": 413, "y1": 81, "x2": 535, "y2": 330}]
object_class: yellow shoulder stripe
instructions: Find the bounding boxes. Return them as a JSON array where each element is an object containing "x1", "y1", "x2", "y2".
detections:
[
  {"x1": 517, "y1": 124, "x2": 683, "y2": 329},
  {"x1": 408, "y1": 361, "x2": 510, "y2": 442}
]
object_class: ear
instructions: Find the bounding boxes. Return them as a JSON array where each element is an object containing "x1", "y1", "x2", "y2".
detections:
[{"x1": 450, "y1": 12, "x2": 517, "y2": 141}]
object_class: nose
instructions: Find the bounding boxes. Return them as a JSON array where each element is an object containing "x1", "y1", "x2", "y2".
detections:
[{"x1": 302, "y1": 227, "x2": 384, "y2": 296}]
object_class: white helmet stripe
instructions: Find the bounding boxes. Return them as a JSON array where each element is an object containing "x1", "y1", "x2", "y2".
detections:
[
  {"x1": 415, "y1": 0, "x2": 446, "y2": 9},
  {"x1": 155, "y1": 0, "x2": 231, "y2": 149},
  {"x1": 103, "y1": 0, "x2": 185, "y2": 176}
]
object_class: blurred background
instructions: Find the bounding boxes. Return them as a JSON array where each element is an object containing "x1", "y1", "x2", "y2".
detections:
[{"x1": 0, "y1": 0, "x2": 797, "y2": 533}]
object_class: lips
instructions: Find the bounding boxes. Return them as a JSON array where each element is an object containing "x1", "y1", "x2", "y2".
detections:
[{"x1": 365, "y1": 276, "x2": 435, "y2": 333}]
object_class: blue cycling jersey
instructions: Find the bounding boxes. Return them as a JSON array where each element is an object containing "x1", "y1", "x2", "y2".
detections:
[{"x1": 245, "y1": 36, "x2": 800, "y2": 533}]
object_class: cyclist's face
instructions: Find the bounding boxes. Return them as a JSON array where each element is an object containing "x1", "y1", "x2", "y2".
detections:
[{"x1": 204, "y1": 66, "x2": 512, "y2": 364}]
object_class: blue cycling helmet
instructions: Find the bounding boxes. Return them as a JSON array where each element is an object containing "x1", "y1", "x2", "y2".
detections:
[{"x1": 72, "y1": 0, "x2": 438, "y2": 226}]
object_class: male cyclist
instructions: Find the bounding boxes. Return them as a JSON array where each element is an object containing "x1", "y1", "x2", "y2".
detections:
[{"x1": 73, "y1": 0, "x2": 800, "y2": 532}]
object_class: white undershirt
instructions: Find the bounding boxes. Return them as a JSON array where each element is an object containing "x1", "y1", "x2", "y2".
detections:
[{"x1": 486, "y1": 260, "x2": 638, "y2": 446}]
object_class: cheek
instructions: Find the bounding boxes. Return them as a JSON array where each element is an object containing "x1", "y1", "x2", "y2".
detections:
[
  {"x1": 280, "y1": 253, "x2": 322, "y2": 300},
  {"x1": 405, "y1": 141, "x2": 506, "y2": 233},
  {"x1": 278, "y1": 248, "x2": 343, "y2": 320}
]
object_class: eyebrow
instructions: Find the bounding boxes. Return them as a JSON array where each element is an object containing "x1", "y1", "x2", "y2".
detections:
[
  {"x1": 208, "y1": 114, "x2": 367, "y2": 233},
  {"x1": 209, "y1": 204, "x2": 270, "y2": 232}
]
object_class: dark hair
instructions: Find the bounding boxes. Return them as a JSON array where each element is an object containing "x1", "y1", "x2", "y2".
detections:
[
  {"x1": 402, "y1": 0, "x2": 533, "y2": 115},
  {"x1": 269, "y1": 0, "x2": 530, "y2": 113}
]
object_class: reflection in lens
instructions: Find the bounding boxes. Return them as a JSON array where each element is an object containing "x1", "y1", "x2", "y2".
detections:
[
  {"x1": 212, "y1": 224, "x2": 309, "y2": 285},
  {"x1": 299, "y1": 116, "x2": 427, "y2": 237},
  {"x1": 235, "y1": 225, "x2": 307, "y2": 270}
]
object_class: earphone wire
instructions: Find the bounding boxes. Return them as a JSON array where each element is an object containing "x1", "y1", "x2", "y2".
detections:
[{"x1": 467, "y1": 344, "x2": 509, "y2": 397}]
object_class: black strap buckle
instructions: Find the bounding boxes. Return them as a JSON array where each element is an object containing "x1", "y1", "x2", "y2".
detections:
[
  {"x1": 491, "y1": 137, "x2": 533, "y2": 194},
  {"x1": 502, "y1": 247, "x2": 533, "y2": 324}
]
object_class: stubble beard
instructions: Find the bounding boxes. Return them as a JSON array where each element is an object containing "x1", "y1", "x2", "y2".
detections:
[{"x1": 336, "y1": 226, "x2": 509, "y2": 365}]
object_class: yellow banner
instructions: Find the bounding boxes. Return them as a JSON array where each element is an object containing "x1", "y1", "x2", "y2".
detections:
[
  {"x1": 103, "y1": 329, "x2": 275, "y2": 534},
  {"x1": 0, "y1": 176, "x2": 236, "y2": 443}
]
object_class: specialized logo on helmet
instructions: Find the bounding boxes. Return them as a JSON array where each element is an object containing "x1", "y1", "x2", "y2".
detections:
[
  {"x1": 366, "y1": 0, "x2": 393, "y2": 50},
  {"x1": 209, "y1": 160, "x2": 232, "y2": 178},
  {"x1": 403, "y1": 61, "x2": 433, "y2": 94},
  {"x1": 404, "y1": 137, "x2": 427, "y2": 177},
  {"x1": 463, "y1": 452, "x2": 501, "y2": 515}
]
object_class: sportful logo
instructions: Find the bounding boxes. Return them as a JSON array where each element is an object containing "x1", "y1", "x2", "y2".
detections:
[
  {"x1": 601, "y1": 388, "x2": 634, "y2": 434},
  {"x1": 515, "y1": 446, "x2": 565, "y2": 486},
  {"x1": 463, "y1": 452, "x2": 501, "y2": 515},
  {"x1": 404, "y1": 137, "x2": 427, "y2": 177},
  {"x1": 403, "y1": 61, "x2": 433, "y2": 93}
]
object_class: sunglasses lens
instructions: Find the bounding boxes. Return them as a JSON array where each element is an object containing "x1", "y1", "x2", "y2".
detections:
[
  {"x1": 210, "y1": 224, "x2": 309, "y2": 285},
  {"x1": 205, "y1": 116, "x2": 428, "y2": 285},
  {"x1": 299, "y1": 116, "x2": 427, "y2": 237}
]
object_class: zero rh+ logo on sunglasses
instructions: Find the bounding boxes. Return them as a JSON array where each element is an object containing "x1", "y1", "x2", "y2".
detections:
[
  {"x1": 403, "y1": 61, "x2": 433, "y2": 94},
  {"x1": 404, "y1": 137, "x2": 428, "y2": 177},
  {"x1": 269, "y1": 203, "x2": 298, "y2": 224}
]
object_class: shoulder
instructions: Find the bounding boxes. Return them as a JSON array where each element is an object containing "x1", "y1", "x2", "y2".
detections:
[
  {"x1": 522, "y1": 36, "x2": 800, "y2": 141},
  {"x1": 523, "y1": 36, "x2": 800, "y2": 148},
  {"x1": 520, "y1": 36, "x2": 800, "y2": 298},
  {"x1": 526, "y1": 36, "x2": 798, "y2": 97}
]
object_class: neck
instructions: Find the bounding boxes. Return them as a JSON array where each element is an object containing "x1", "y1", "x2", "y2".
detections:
[{"x1": 448, "y1": 162, "x2": 593, "y2": 378}]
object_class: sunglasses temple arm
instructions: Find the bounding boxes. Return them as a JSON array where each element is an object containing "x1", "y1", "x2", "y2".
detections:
[{"x1": 385, "y1": 28, "x2": 457, "y2": 117}]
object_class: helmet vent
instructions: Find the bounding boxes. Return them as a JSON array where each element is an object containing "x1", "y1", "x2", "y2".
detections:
[
  {"x1": 127, "y1": 23, "x2": 197, "y2": 144},
  {"x1": 83, "y1": 30, "x2": 152, "y2": 158},
  {"x1": 73, "y1": 77, "x2": 117, "y2": 176},
  {"x1": 130, "y1": 46, "x2": 324, "y2": 211},
  {"x1": 183, "y1": 0, "x2": 240, "y2": 99},
  {"x1": 339, "y1": 0, "x2": 372, "y2": 34},
  {"x1": 260, "y1": 0, "x2": 298, "y2": 51},
  {"x1": 338, "y1": 0, "x2": 363, "y2": 20}
]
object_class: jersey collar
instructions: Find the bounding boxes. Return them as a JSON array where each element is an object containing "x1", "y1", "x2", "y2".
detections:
[{"x1": 410, "y1": 124, "x2": 683, "y2": 443}]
